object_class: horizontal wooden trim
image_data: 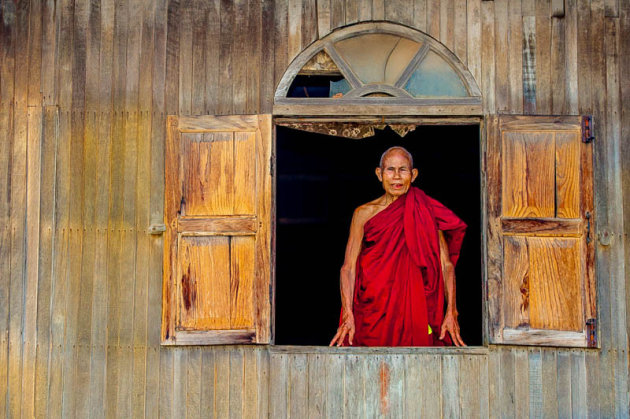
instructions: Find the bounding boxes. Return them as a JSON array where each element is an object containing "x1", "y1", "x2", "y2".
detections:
[
  {"x1": 501, "y1": 218, "x2": 583, "y2": 236},
  {"x1": 275, "y1": 97, "x2": 482, "y2": 106},
  {"x1": 177, "y1": 216, "x2": 258, "y2": 235},
  {"x1": 274, "y1": 116, "x2": 483, "y2": 125},
  {"x1": 268, "y1": 345, "x2": 489, "y2": 355},
  {"x1": 176, "y1": 115, "x2": 260, "y2": 132},
  {"x1": 500, "y1": 328, "x2": 587, "y2": 347},
  {"x1": 499, "y1": 115, "x2": 582, "y2": 131},
  {"x1": 163, "y1": 329, "x2": 257, "y2": 345},
  {"x1": 273, "y1": 102, "x2": 483, "y2": 116}
]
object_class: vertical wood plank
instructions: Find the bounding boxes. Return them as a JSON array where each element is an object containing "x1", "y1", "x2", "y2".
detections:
[
  {"x1": 522, "y1": 14, "x2": 537, "y2": 114},
  {"x1": 257, "y1": 349, "x2": 270, "y2": 418},
  {"x1": 507, "y1": 0, "x2": 523, "y2": 113},
  {"x1": 218, "y1": 0, "x2": 235, "y2": 115},
  {"x1": 229, "y1": 349, "x2": 244, "y2": 419},
  {"x1": 158, "y1": 349, "x2": 173, "y2": 419},
  {"x1": 584, "y1": 350, "x2": 600, "y2": 418},
  {"x1": 46, "y1": 110, "x2": 71, "y2": 419},
  {"x1": 346, "y1": 0, "x2": 359, "y2": 24},
  {"x1": 570, "y1": 351, "x2": 587, "y2": 416},
  {"x1": 325, "y1": 355, "x2": 344, "y2": 419},
  {"x1": 358, "y1": 0, "x2": 372, "y2": 22},
  {"x1": 274, "y1": 0, "x2": 288, "y2": 97},
  {"x1": 564, "y1": 0, "x2": 578, "y2": 114},
  {"x1": 541, "y1": 350, "x2": 558, "y2": 417},
  {"x1": 453, "y1": 0, "x2": 467, "y2": 64},
  {"x1": 260, "y1": 0, "x2": 275, "y2": 112},
  {"x1": 22, "y1": 105, "x2": 43, "y2": 419},
  {"x1": 172, "y1": 349, "x2": 187, "y2": 419},
  {"x1": 330, "y1": 0, "x2": 345, "y2": 30},
  {"x1": 270, "y1": 354, "x2": 288, "y2": 418},
  {"x1": 203, "y1": 1, "x2": 220, "y2": 113},
  {"x1": 557, "y1": 351, "x2": 572, "y2": 417},
  {"x1": 33, "y1": 108, "x2": 56, "y2": 418},
  {"x1": 388, "y1": 355, "x2": 404, "y2": 418},
  {"x1": 576, "y1": 0, "x2": 592, "y2": 114},
  {"x1": 535, "y1": 0, "x2": 552, "y2": 114},
  {"x1": 27, "y1": 0, "x2": 43, "y2": 107},
  {"x1": 441, "y1": 355, "x2": 460, "y2": 418},
  {"x1": 481, "y1": 1, "x2": 496, "y2": 113},
  {"x1": 233, "y1": 0, "x2": 248, "y2": 114},
  {"x1": 289, "y1": 354, "x2": 308, "y2": 419},
  {"x1": 403, "y1": 355, "x2": 421, "y2": 416},
  {"x1": 178, "y1": 3, "x2": 192, "y2": 115},
  {"x1": 191, "y1": 1, "x2": 206, "y2": 115},
  {"x1": 288, "y1": 0, "x2": 302, "y2": 62},
  {"x1": 372, "y1": 0, "x2": 385, "y2": 20},
  {"x1": 247, "y1": 0, "x2": 262, "y2": 114},
  {"x1": 550, "y1": 16, "x2": 566, "y2": 114},
  {"x1": 459, "y1": 356, "x2": 481, "y2": 418},
  {"x1": 513, "y1": 349, "x2": 529, "y2": 418},
  {"x1": 413, "y1": 0, "x2": 426, "y2": 31},
  {"x1": 487, "y1": 350, "x2": 500, "y2": 418},
  {"x1": 308, "y1": 354, "x2": 326, "y2": 418},
  {"x1": 493, "y1": 0, "x2": 509, "y2": 112},
  {"x1": 164, "y1": 0, "x2": 180, "y2": 115},
  {"x1": 187, "y1": 348, "x2": 202, "y2": 419},
  {"x1": 528, "y1": 348, "x2": 543, "y2": 418},
  {"x1": 344, "y1": 355, "x2": 364, "y2": 418},
  {"x1": 466, "y1": 0, "x2": 482, "y2": 86},
  {"x1": 215, "y1": 347, "x2": 230, "y2": 418},
  {"x1": 243, "y1": 349, "x2": 259, "y2": 419},
  {"x1": 440, "y1": 0, "x2": 455, "y2": 51},
  {"x1": 199, "y1": 349, "x2": 215, "y2": 417},
  {"x1": 7, "y1": 4, "x2": 29, "y2": 418},
  {"x1": 317, "y1": 0, "x2": 331, "y2": 38}
]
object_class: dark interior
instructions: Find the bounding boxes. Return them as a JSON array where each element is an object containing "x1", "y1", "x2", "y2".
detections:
[{"x1": 275, "y1": 124, "x2": 482, "y2": 346}]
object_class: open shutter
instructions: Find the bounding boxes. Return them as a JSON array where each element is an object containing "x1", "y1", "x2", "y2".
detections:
[
  {"x1": 162, "y1": 115, "x2": 272, "y2": 345},
  {"x1": 486, "y1": 115, "x2": 596, "y2": 347}
]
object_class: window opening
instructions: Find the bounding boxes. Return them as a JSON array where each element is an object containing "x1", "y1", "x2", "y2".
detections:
[{"x1": 275, "y1": 124, "x2": 482, "y2": 346}]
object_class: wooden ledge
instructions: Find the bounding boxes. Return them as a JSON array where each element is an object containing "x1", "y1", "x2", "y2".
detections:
[{"x1": 268, "y1": 345, "x2": 489, "y2": 356}]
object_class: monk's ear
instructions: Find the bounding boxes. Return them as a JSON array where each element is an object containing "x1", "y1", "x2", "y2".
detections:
[
  {"x1": 411, "y1": 168, "x2": 419, "y2": 182},
  {"x1": 375, "y1": 167, "x2": 383, "y2": 182}
]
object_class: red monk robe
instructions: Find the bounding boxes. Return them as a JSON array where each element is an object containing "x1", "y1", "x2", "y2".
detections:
[{"x1": 344, "y1": 186, "x2": 466, "y2": 346}]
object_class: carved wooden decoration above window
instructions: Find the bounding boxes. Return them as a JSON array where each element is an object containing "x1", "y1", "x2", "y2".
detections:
[{"x1": 274, "y1": 22, "x2": 482, "y2": 116}]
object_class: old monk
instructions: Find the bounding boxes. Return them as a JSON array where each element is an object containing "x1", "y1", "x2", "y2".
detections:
[{"x1": 329, "y1": 146, "x2": 467, "y2": 347}]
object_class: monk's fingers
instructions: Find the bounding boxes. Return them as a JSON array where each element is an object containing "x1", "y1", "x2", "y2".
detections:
[
  {"x1": 335, "y1": 328, "x2": 349, "y2": 347},
  {"x1": 348, "y1": 328, "x2": 355, "y2": 346},
  {"x1": 439, "y1": 323, "x2": 447, "y2": 340},
  {"x1": 329, "y1": 330, "x2": 342, "y2": 347}
]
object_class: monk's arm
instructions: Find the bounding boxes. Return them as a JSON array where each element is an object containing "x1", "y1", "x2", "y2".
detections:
[
  {"x1": 439, "y1": 231, "x2": 457, "y2": 316},
  {"x1": 330, "y1": 207, "x2": 367, "y2": 346},
  {"x1": 438, "y1": 231, "x2": 466, "y2": 346}
]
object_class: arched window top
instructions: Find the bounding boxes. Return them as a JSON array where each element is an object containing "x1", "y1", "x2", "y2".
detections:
[{"x1": 274, "y1": 22, "x2": 482, "y2": 116}]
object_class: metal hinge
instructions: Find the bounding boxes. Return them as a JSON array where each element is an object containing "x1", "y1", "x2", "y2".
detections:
[
  {"x1": 582, "y1": 116, "x2": 595, "y2": 143},
  {"x1": 586, "y1": 318, "x2": 597, "y2": 348}
]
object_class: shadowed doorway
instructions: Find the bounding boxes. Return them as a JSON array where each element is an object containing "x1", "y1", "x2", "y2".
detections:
[{"x1": 275, "y1": 124, "x2": 482, "y2": 346}]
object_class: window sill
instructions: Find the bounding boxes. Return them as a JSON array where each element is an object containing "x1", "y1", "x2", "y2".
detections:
[{"x1": 268, "y1": 345, "x2": 488, "y2": 356}]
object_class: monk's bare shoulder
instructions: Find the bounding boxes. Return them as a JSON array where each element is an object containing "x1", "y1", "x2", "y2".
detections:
[{"x1": 352, "y1": 196, "x2": 388, "y2": 228}]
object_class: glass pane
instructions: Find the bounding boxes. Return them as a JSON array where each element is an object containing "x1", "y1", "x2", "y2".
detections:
[
  {"x1": 329, "y1": 79, "x2": 351, "y2": 97},
  {"x1": 404, "y1": 51, "x2": 468, "y2": 97},
  {"x1": 334, "y1": 34, "x2": 421, "y2": 84}
]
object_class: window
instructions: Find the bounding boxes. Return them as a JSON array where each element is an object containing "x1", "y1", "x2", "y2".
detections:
[
  {"x1": 486, "y1": 115, "x2": 596, "y2": 347},
  {"x1": 162, "y1": 115, "x2": 272, "y2": 345}
]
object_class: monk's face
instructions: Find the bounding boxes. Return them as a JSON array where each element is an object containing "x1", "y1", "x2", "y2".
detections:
[{"x1": 375, "y1": 150, "x2": 418, "y2": 197}]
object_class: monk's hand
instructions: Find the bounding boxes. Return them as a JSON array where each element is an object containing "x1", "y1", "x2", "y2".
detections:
[
  {"x1": 439, "y1": 310, "x2": 466, "y2": 347},
  {"x1": 330, "y1": 311, "x2": 355, "y2": 347}
]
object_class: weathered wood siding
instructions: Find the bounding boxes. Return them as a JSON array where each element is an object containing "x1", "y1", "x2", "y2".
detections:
[{"x1": 0, "y1": 0, "x2": 628, "y2": 417}]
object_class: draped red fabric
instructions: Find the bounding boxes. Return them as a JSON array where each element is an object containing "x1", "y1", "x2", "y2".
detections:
[{"x1": 343, "y1": 187, "x2": 467, "y2": 346}]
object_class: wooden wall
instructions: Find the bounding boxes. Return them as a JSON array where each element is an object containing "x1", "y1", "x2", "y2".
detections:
[{"x1": 0, "y1": 0, "x2": 628, "y2": 417}]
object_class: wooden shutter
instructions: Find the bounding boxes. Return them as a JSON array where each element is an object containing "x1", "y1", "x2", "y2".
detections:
[
  {"x1": 486, "y1": 115, "x2": 596, "y2": 347},
  {"x1": 162, "y1": 115, "x2": 272, "y2": 345}
]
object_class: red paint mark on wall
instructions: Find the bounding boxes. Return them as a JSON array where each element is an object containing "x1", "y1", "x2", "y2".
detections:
[{"x1": 380, "y1": 361, "x2": 390, "y2": 415}]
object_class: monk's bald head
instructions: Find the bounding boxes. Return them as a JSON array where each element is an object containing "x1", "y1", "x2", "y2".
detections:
[{"x1": 379, "y1": 146, "x2": 414, "y2": 169}]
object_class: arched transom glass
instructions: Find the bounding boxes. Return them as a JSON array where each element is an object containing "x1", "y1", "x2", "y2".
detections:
[{"x1": 274, "y1": 22, "x2": 481, "y2": 114}]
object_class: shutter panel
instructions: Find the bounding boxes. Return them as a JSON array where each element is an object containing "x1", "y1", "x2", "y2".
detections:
[
  {"x1": 486, "y1": 115, "x2": 596, "y2": 347},
  {"x1": 162, "y1": 115, "x2": 272, "y2": 345}
]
